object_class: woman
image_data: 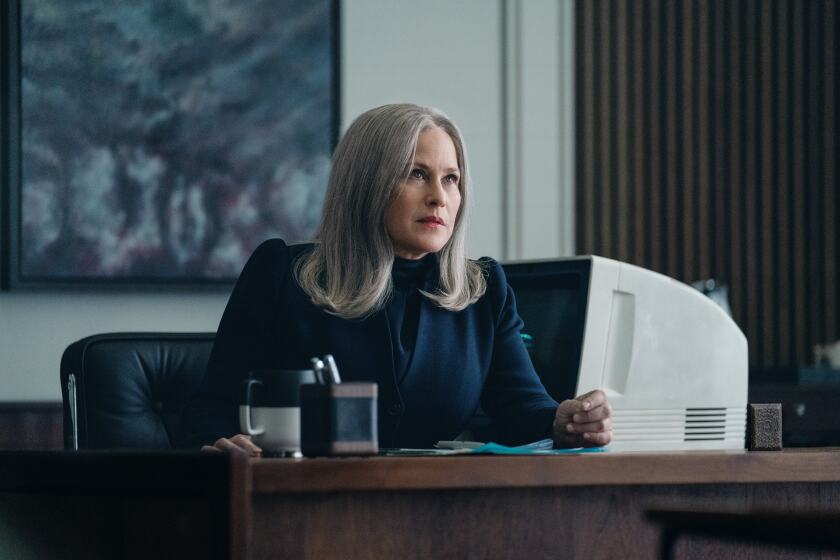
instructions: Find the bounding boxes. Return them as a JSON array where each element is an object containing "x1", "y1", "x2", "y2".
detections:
[{"x1": 185, "y1": 104, "x2": 611, "y2": 455}]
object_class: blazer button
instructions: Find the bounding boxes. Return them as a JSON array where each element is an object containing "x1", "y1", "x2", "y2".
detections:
[{"x1": 388, "y1": 403, "x2": 403, "y2": 416}]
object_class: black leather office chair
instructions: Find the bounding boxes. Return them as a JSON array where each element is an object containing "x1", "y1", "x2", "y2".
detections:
[{"x1": 59, "y1": 332, "x2": 215, "y2": 450}]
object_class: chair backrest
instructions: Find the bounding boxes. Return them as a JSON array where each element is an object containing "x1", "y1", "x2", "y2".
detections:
[{"x1": 59, "y1": 332, "x2": 215, "y2": 450}]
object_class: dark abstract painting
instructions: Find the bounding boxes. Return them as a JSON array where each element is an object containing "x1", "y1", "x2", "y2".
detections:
[{"x1": 9, "y1": 0, "x2": 336, "y2": 284}]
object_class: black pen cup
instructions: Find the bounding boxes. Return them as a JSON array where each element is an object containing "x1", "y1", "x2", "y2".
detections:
[{"x1": 300, "y1": 382, "x2": 378, "y2": 457}]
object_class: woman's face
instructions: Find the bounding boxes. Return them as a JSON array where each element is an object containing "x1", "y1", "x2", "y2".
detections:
[{"x1": 385, "y1": 126, "x2": 462, "y2": 260}]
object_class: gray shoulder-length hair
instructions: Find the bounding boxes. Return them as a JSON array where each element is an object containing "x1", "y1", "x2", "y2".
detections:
[{"x1": 294, "y1": 103, "x2": 487, "y2": 319}]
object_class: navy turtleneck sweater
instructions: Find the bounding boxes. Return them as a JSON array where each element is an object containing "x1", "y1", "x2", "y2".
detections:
[{"x1": 388, "y1": 254, "x2": 436, "y2": 385}]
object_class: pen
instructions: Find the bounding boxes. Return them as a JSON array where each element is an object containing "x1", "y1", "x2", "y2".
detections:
[{"x1": 324, "y1": 354, "x2": 342, "y2": 383}]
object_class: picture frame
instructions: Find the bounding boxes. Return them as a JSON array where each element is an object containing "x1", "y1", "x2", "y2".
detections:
[{"x1": 1, "y1": 0, "x2": 339, "y2": 289}]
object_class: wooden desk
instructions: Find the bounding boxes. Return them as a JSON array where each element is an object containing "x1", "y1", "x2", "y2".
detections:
[
  {"x1": 4, "y1": 449, "x2": 840, "y2": 559},
  {"x1": 250, "y1": 449, "x2": 840, "y2": 559}
]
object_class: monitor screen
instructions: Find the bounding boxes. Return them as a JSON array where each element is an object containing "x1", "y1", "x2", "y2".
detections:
[{"x1": 503, "y1": 259, "x2": 591, "y2": 404}]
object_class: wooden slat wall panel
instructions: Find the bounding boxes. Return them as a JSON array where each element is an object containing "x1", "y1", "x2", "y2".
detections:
[
  {"x1": 598, "y1": 0, "x2": 612, "y2": 258},
  {"x1": 775, "y1": 0, "x2": 792, "y2": 368},
  {"x1": 696, "y1": 0, "x2": 711, "y2": 282},
  {"x1": 759, "y1": 0, "x2": 775, "y2": 366},
  {"x1": 728, "y1": 1, "x2": 745, "y2": 337},
  {"x1": 807, "y1": 0, "x2": 820, "y2": 352},
  {"x1": 680, "y1": 0, "x2": 695, "y2": 283},
  {"x1": 630, "y1": 0, "x2": 646, "y2": 267},
  {"x1": 791, "y1": 0, "x2": 807, "y2": 366},
  {"x1": 647, "y1": 0, "x2": 662, "y2": 270},
  {"x1": 616, "y1": 0, "x2": 629, "y2": 261},
  {"x1": 663, "y1": 0, "x2": 678, "y2": 279},
  {"x1": 578, "y1": 2, "x2": 596, "y2": 255},
  {"x1": 575, "y1": 0, "x2": 839, "y2": 370},
  {"x1": 825, "y1": 1, "x2": 837, "y2": 356}
]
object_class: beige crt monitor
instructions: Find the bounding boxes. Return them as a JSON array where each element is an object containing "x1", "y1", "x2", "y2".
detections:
[{"x1": 504, "y1": 256, "x2": 748, "y2": 452}]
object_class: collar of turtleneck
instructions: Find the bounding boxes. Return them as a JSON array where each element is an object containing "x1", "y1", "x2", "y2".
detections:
[{"x1": 391, "y1": 253, "x2": 437, "y2": 289}]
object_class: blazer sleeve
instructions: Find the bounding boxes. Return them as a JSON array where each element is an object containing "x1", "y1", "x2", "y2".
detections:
[
  {"x1": 479, "y1": 259, "x2": 559, "y2": 445},
  {"x1": 182, "y1": 239, "x2": 290, "y2": 448}
]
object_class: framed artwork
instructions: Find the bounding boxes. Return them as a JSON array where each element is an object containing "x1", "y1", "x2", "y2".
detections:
[{"x1": 1, "y1": 0, "x2": 339, "y2": 288}]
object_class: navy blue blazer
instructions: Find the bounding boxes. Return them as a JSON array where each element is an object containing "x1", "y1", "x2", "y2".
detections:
[{"x1": 184, "y1": 239, "x2": 559, "y2": 448}]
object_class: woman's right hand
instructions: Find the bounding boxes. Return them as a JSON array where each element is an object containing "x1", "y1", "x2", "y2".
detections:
[{"x1": 201, "y1": 434, "x2": 262, "y2": 457}]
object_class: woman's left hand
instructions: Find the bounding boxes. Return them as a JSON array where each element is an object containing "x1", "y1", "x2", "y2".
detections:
[{"x1": 552, "y1": 389, "x2": 612, "y2": 448}]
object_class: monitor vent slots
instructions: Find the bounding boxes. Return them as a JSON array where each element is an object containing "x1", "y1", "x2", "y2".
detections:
[
  {"x1": 683, "y1": 408, "x2": 726, "y2": 441},
  {"x1": 610, "y1": 407, "x2": 745, "y2": 443}
]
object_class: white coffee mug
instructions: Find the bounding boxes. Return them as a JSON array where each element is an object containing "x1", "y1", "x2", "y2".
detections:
[{"x1": 240, "y1": 369, "x2": 316, "y2": 456}]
